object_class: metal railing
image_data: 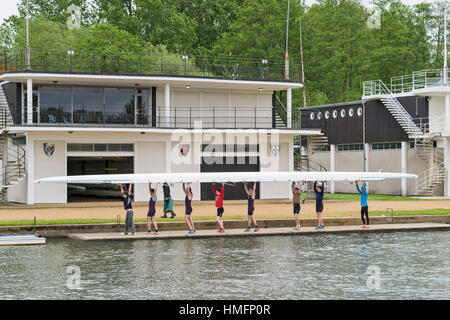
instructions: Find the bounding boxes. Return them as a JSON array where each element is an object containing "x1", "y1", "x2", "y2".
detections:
[
  {"x1": 363, "y1": 68, "x2": 450, "y2": 96},
  {"x1": 14, "y1": 105, "x2": 296, "y2": 129},
  {"x1": 1, "y1": 48, "x2": 302, "y2": 82}
]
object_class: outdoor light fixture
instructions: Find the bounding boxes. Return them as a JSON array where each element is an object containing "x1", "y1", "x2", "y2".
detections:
[
  {"x1": 258, "y1": 88, "x2": 263, "y2": 91},
  {"x1": 140, "y1": 132, "x2": 146, "y2": 135},
  {"x1": 67, "y1": 50, "x2": 74, "y2": 55},
  {"x1": 53, "y1": 81, "x2": 58, "y2": 84},
  {"x1": 186, "y1": 84, "x2": 191, "y2": 89},
  {"x1": 68, "y1": 131, "x2": 73, "y2": 134},
  {"x1": 262, "y1": 59, "x2": 268, "y2": 64},
  {"x1": 135, "y1": 84, "x2": 139, "y2": 86},
  {"x1": 182, "y1": 55, "x2": 188, "y2": 60}
]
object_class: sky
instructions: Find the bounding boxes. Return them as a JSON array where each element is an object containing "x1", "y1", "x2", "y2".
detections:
[{"x1": 0, "y1": 0, "x2": 440, "y2": 25}]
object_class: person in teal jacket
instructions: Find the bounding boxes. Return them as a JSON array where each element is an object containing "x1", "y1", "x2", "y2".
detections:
[{"x1": 356, "y1": 181, "x2": 369, "y2": 228}]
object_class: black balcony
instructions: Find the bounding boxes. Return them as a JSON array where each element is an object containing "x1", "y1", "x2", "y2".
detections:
[{"x1": 1, "y1": 48, "x2": 301, "y2": 83}]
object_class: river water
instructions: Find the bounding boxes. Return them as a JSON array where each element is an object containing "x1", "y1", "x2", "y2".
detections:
[{"x1": 0, "y1": 231, "x2": 449, "y2": 300}]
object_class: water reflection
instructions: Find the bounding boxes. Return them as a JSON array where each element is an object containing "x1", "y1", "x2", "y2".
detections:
[{"x1": 0, "y1": 231, "x2": 449, "y2": 299}]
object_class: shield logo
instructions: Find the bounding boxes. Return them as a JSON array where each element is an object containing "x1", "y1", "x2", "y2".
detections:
[
  {"x1": 271, "y1": 146, "x2": 279, "y2": 156},
  {"x1": 43, "y1": 143, "x2": 55, "y2": 157},
  {"x1": 179, "y1": 144, "x2": 190, "y2": 157}
]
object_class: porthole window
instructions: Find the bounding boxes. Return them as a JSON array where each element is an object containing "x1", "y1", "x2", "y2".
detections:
[
  {"x1": 317, "y1": 111, "x2": 322, "y2": 120},
  {"x1": 325, "y1": 110, "x2": 330, "y2": 119},
  {"x1": 357, "y1": 107, "x2": 363, "y2": 116},
  {"x1": 340, "y1": 109, "x2": 346, "y2": 118},
  {"x1": 349, "y1": 108, "x2": 354, "y2": 117},
  {"x1": 310, "y1": 112, "x2": 315, "y2": 120},
  {"x1": 332, "y1": 110, "x2": 338, "y2": 118}
]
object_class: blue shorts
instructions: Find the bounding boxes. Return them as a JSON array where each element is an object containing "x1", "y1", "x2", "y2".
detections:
[
  {"x1": 217, "y1": 207, "x2": 224, "y2": 217},
  {"x1": 293, "y1": 203, "x2": 300, "y2": 214}
]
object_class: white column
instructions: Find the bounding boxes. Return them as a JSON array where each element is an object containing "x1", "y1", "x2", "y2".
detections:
[
  {"x1": 164, "y1": 83, "x2": 170, "y2": 127},
  {"x1": 26, "y1": 134, "x2": 34, "y2": 204},
  {"x1": 364, "y1": 143, "x2": 370, "y2": 193},
  {"x1": 401, "y1": 141, "x2": 407, "y2": 196},
  {"x1": 27, "y1": 78, "x2": 33, "y2": 125},
  {"x1": 445, "y1": 94, "x2": 450, "y2": 134},
  {"x1": 287, "y1": 88, "x2": 292, "y2": 128},
  {"x1": 444, "y1": 138, "x2": 450, "y2": 197},
  {"x1": 330, "y1": 144, "x2": 336, "y2": 193}
]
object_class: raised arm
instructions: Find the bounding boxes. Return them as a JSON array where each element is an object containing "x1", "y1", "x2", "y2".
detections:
[
  {"x1": 362, "y1": 183, "x2": 367, "y2": 195},
  {"x1": 120, "y1": 184, "x2": 124, "y2": 194},
  {"x1": 356, "y1": 182, "x2": 362, "y2": 194},
  {"x1": 314, "y1": 181, "x2": 317, "y2": 193},
  {"x1": 221, "y1": 183, "x2": 225, "y2": 197},
  {"x1": 182, "y1": 182, "x2": 188, "y2": 195},
  {"x1": 244, "y1": 182, "x2": 249, "y2": 195},
  {"x1": 299, "y1": 181, "x2": 303, "y2": 193},
  {"x1": 128, "y1": 183, "x2": 133, "y2": 195},
  {"x1": 213, "y1": 183, "x2": 217, "y2": 194}
]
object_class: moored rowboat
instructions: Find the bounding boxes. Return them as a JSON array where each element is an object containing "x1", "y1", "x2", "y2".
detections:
[{"x1": 0, "y1": 234, "x2": 46, "y2": 246}]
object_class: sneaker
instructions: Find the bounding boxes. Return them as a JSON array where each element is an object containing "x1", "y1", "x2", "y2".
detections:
[
  {"x1": 244, "y1": 227, "x2": 251, "y2": 232},
  {"x1": 121, "y1": 232, "x2": 128, "y2": 235},
  {"x1": 254, "y1": 227, "x2": 260, "y2": 232},
  {"x1": 154, "y1": 230, "x2": 159, "y2": 234},
  {"x1": 188, "y1": 229, "x2": 194, "y2": 234},
  {"x1": 161, "y1": 215, "x2": 168, "y2": 218},
  {"x1": 192, "y1": 228, "x2": 196, "y2": 233},
  {"x1": 218, "y1": 228, "x2": 225, "y2": 233},
  {"x1": 147, "y1": 230, "x2": 152, "y2": 233},
  {"x1": 315, "y1": 226, "x2": 320, "y2": 231},
  {"x1": 170, "y1": 212, "x2": 176, "y2": 219},
  {"x1": 320, "y1": 225, "x2": 325, "y2": 229}
]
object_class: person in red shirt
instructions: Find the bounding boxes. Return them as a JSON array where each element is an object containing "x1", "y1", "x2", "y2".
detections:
[{"x1": 213, "y1": 183, "x2": 225, "y2": 233}]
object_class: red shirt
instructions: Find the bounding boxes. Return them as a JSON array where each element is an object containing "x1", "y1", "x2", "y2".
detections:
[{"x1": 213, "y1": 185, "x2": 225, "y2": 208}]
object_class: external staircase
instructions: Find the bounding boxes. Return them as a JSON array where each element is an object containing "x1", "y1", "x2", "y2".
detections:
[
  {"x1": 0, "y1": 83, "x2": 26, "y2": 203},
  {"x1": 363, "y1": 79, "x2": 447, "y2": 196}
]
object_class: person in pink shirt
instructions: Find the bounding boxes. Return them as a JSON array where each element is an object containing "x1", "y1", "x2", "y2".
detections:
[{"x1": 213, "y1": 183, "x2": 225, "y2": 233}]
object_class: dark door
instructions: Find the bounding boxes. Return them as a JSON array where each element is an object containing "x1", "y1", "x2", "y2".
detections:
[{"x1": 200, "y1": 156, "x2": 259, "y2": 200}]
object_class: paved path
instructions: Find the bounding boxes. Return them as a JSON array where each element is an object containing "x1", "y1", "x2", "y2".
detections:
[{"x1": 67, "y1": 223, "x2": 450, "y2": 241}]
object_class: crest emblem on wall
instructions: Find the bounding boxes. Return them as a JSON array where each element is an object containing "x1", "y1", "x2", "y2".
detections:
[
  {"x1": 43, "y1": 143, "x2": 55, "y2": 157},
  {"x1": 179, "y1": 144, "x2": 190, "y2": 157},
  {"x1": 271, "y1": 146, "x2": 279, "y2": 156}
]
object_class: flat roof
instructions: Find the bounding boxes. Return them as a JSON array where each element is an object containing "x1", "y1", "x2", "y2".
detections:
[{"x1": 0, "y1": 72, "x2": 303, "y2": 92}]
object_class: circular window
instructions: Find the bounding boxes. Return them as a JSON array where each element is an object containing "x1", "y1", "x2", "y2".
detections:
[
  {"x1": 340, "y1": 109, "x2": 346, "y2": 118},
  {"x1": 317, "y1": 111, "x2": 322, "y2": 120},
  {"x1": 310, "y1": 112, "x2": 315, "y2": 120},
  {"x1": 349, "y1": 108, "x2": 354, "y2": 117},
  {"x1": 357, "y1": 107, "x2": 363, "y2": 116},
  {"x1": 325, "y1": 110, "x2": 330, "y2": 119},
  {"x1": 332, "y1": 110, "x2": 338, "y2": 118}
]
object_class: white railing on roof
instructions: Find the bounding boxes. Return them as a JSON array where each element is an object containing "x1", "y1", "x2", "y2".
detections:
[{"x1": 363, "y1": 68, "x2": 450, "y2": 96}]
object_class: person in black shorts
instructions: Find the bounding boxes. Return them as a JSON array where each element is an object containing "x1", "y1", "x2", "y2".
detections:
[
  {"x1": 314, "y1": 181, "x2": 325, "y2": 230},
  {"x1": 121, "y1": 183, "x2": 135, "y2": 235},
  {"x1": 147, "y1": 183, "x2": 159, "y2": 234}
]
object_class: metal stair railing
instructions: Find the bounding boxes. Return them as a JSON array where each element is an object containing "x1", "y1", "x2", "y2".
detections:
[
  {"x1": 415, "y1": 148, "x2": 446, "y2": 195},
  {"x1": 365, "y1": 80, "x2": 422, "y2": 135}
]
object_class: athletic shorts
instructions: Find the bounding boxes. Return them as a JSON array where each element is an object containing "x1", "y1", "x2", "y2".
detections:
[
  {"x1": 164, "y1": 198, "x2": 174, "y2": 212},
  {"x1": 316, "y1": 204, "x2": 323, "y2": 213},
  {"x1": 185, "y1": 207, "x2": 192, "y2": 215},
  {"x1": 147, "y1": 210, "x2": 156, "y2": 218},
  {"x1": 248, "y1": 208, "x2": 254, "y2": 216},
  {"x1": 217, "y1": 207, "x2": 224, "y2": 217},
  {"x1": 293, "y1": 203, "x2": 300, "y2": 214}
]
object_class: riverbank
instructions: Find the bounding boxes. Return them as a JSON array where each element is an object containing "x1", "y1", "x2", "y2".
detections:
[
  {"x1": 1, "y1": 215, "x2": 448, "y2": 238},
  {"x1": 1, "y1": 198, "x2": 450, "y2": 224}
]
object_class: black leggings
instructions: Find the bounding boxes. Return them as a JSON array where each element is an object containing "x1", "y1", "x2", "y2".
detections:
[{"x1": 361, "y1": 206, "x2": 369, "y2": 225}]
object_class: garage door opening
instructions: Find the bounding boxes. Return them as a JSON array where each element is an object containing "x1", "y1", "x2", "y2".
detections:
[
  {"x1": 67, "y1": 156, "x2": 133, "y2": 202},
  {"x1": 201, "y1": 156, "x2": 260, "y2": 200}
]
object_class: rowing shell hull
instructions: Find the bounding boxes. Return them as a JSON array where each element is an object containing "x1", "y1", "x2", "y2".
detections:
[
  {"x1": 36, "y1": 171, "x2": 417, "y2": 184},
  {"x1": 0, "y1": 234, "x2": 46, "y2": 246}
]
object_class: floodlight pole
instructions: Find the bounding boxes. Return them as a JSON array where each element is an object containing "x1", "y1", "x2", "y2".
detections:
[
  {"x1": 25, "y1": 0, "x2": 30, "y2": 70},
  {"x1": 444, "y1": 1, "x2": 448, "y2": 85}
]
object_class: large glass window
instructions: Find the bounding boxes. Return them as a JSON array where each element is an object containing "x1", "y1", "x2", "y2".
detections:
[
  {"x1": 39, "y1": 86, "x2": 72, "y2": 123},
  {"x1": 104, "y1": 88, "x2": 135, "y2": 124},
  {"x1": 136, "y1": 89, "x2": 150, "y2": 125},
  {"x1": 73, "y1": 87, "x2": 104, "y2": 124}
]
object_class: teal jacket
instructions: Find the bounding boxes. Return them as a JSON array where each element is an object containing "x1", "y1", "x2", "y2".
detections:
[{"x1": 356, "y1": 184, "x2": 368, "y2": 207}]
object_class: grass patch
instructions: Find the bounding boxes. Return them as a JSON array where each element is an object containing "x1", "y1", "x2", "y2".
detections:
[
  {"x1": 0, "y1": 216, "x2": 246, "y2": 227},
  {"x1": 301, "y1": 192, "x2": 423, "y2": 201},
  {"x1": 370, "y1": 209, "x2": 449, "y2": 216}
]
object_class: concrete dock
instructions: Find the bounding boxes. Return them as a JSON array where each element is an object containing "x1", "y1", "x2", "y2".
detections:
[{"x1": 67, "y1": 222, "x2": 450, "y2": 241}]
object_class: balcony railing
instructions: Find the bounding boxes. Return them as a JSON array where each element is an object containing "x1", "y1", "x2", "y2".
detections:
[
  {"x1": 363, "y1": 68, "x2": 450, "y2": 96},
  {"x1": 3, "y1": 105, "x2": 299, "y2": 129},
  {"x1": 1, "y1": 48, "x2": 301, "y2": 82}
]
